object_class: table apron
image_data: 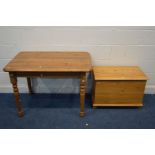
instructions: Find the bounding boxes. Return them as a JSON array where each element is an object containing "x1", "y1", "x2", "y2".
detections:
[{"x1": 10, "y1": 72, "x2": 87, "y2": 78}]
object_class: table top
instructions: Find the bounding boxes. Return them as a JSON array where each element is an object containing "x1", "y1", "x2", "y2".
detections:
[
  {"x1": 93, "y1": 66, "x2": 148, "y2": 80},
  {"x1": 4, "y1": 51, "x2": 92, "y2": 72}
]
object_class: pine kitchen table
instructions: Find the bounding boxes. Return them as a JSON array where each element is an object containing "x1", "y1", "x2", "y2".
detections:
[{"x1": 3, "y1": 51, "x2": 92, "y2": 117}]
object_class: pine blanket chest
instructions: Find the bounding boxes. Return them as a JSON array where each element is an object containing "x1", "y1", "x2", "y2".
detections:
[{"x1": 92, "y1": 66, "x2": 148, "y2": 107}]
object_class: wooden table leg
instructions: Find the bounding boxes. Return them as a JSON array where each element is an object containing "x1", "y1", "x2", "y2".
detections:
[
  {"x1": 91, "y1": 70, "x2": 95, "y2": 107},
  {"x1": 27, "y1": 77, "x2": 33, "y2": 94},
  {"x1": 9, "y1": 73, "x2": 24, "y2": 117},
  {"x1": 80, "y1": 72, "x2": 86, "y2": 117}
]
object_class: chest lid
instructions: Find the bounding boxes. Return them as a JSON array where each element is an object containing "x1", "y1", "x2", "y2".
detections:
[{"x1": 93, "y1": 66, "x2": 148, "y2": 81}]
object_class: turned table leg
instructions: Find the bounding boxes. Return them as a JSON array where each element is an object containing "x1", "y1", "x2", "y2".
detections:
[
  {"x1": 91, "y1": 70, "x2": 95, "y2": 107},
  {"x1": 80, "y1": 72, "x2": 86, "y2": 117},
  {"x1": 27, "y1": 77, "x2": 33, "y2": 94},
  {"x1": 9, "y1": 73, "x2": 24, "y2": 117}
]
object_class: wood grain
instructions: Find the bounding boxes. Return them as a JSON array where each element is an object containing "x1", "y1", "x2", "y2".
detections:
[
  {"x1": 80, "y1": 73, "x2": 86, "y2": 117},
  {"x1": 93, "y1": 66, "x2": 148, "y2": 107},
  {"x1": 4, "y1": 51, "x2": 92, "y2": 117},
  {"x1": 94, "y1": 93, "x2": 144, "y2": 106},
  {"x1": 4, "y1": 51, "x2": 92, "y2": 72},
  {"x1": 93, "y1": 66, "x2": 148, "y2": 80},
  {"x1": 93, "y1": 103, "x2": 143, "y2": 107},
  {"x1": 9, "y1": 73, "x2": 24, "y2": 117},
  {"x1": 95, "y1": 81, "x2": 146, "y2": 94}
]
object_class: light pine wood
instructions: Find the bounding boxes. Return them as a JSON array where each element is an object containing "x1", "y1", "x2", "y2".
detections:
[
  {"x1": 4, "y1": 51, "x2": 92, "y2": 72},
  {"x1": 80, "y1": 73, "x2": 86, "y2": 117},
  {"x1": 93, "y1": 66, "x2": 148, "y2": 80},
  {"x1": 93, "y1": 66, "x2": 148, "y2": 107},
  {"x1": 4, "y1": 51, "x2": 92, "y2": 117},
  {"x1": 95, "y1": 81, "x2": 146, "y2": 94},
  {"x1": 9, "y1": 73, "x2": 24, "y2": 117},
  {"x1": 93, "y1": 103, "x2": 143, "y2": 107}
]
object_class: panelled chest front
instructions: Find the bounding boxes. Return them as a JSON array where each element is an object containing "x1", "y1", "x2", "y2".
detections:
[{"x1": 92, "y1": 66, "x2": 148, "y2": 107}]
